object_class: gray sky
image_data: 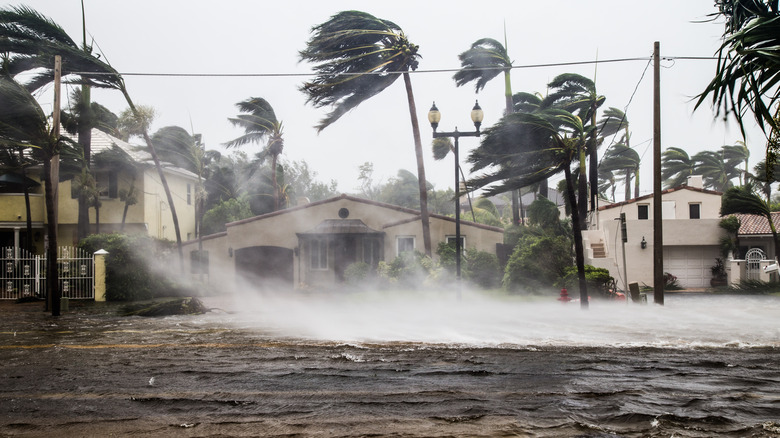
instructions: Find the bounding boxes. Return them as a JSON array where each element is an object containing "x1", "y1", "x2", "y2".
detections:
[{"x1": 18, "y1": 0, "x2": 766, "y2": 198}]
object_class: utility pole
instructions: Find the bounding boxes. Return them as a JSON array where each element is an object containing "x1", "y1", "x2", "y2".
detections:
[
  {"x1": 653, "y1": 42, "x2": 664, "y2": 306},
  {"x1": 49, "y1": 55, "x2": 62, "y2": 316}
]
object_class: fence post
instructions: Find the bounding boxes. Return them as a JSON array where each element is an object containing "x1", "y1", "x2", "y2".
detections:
[{"x1": 94, "y1": 249, "x2": 108, "y2": 302}]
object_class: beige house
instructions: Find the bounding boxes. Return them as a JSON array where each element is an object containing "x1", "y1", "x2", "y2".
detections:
[
  {"x1": 0, "y1": 128, "x2": 198, "y2": 251},
  {"x1": 183, "y1": 194, "x2": 505, "y2": 290},
  {"x1": 583, "y1": 176, "x2": 725, "y2": 289}
]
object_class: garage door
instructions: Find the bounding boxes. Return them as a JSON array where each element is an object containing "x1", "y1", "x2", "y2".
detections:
[{"x1": 663, "y1": 246, "x2": 720, "y2": 288}]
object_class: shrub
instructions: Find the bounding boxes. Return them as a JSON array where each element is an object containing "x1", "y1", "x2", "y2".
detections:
[
  {"x1": 503, "y1": 232, "x2": 573, "y2": 294},
  {"x1": 558, "y1": 265, "x2": 615, "y2": 298},
  {"x1": 377, "y1": 251, "x2": 439, "y2": 289},
  {"x1": 79, "y1": 233, "x2": 184, "y2": 301},
  {"x1": 344, "y1": 262, "x2": 373, "y2": 285},
  {"x1": 463, "y1": 248, "x2": 501, "y2": 289}
]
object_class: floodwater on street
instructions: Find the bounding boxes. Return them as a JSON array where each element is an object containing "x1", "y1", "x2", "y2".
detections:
[{"x1": 0, "y1": 292, "x2": 779, "y2": 437}]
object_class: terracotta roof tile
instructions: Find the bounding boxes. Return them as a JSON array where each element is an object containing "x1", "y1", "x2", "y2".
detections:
[{"x1": 731, "y1": 212, "x2": 780, "y2": 235}]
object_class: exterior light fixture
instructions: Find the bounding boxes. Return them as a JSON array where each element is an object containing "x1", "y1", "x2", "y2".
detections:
[
  {"x1": 428, "y1": 101, "x2": 484, "y2": 284},
  {"x1": 641, "y1": 236, "x2": 647, "y2": 249}
]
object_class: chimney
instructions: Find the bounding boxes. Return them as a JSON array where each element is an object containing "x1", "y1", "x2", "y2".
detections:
[{"x1": 686, "y1": 175, "x2": 703, "y2": 189}]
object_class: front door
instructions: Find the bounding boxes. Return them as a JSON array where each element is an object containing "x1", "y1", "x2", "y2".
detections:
[{"x1": 333, "y1": 236, "x2": 357, "y2": 282}]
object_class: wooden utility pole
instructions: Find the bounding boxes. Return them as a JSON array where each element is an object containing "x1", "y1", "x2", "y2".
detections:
[
  {"x1": 653, "y1": 42, "x2": 664, "y2": 306},
  {"x1": 48, "y1": 55, "x2": 62, "y2": 316}
]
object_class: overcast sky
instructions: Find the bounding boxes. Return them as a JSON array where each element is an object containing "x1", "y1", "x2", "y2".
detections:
[{"x1": 17, "y1": 0, "x2": 766, "y2": 198}]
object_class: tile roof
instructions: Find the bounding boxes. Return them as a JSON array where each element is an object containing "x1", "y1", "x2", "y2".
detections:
[{"x1": 731, "y1": 212, "x2": 780, "y2": 235}]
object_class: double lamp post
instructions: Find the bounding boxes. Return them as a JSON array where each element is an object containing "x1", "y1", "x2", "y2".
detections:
[{"x1": 427, "y1": 100, "x2": 484, "y2": 281}]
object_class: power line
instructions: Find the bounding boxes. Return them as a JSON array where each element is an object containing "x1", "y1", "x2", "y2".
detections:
[{"x1": 72, "y1": 55, "x2": 716, "y2": 78}]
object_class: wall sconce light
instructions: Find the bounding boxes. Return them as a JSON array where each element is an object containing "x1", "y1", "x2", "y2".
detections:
[
  {"x1": 228, "y1": 247, "x2": 233, "y2": 257},
  {"x1": 641, "y1": 236, "x2": 647, "y2": 249}
]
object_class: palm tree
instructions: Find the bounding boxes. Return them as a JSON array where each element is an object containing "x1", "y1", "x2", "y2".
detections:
[
  {"x1": 299, "y1": 10, "x2": 432, "y2": 256},
  {"x1": 0, "y1": 73, "x2": 66, "y2": 314},
  {"x1": 661, "y1": 147, "x2": 698, "y2": 189},
  {"x1": 600, "y1": 142, "x2": 641, "y2": 201},
  {"x1": 722, "y1": 142, "x2": 750, "y2": 184},
  {"x1": 721, "y1": 184, "x2": 780, "y2": 260},
  {"x1": 0, "y1": 5, "x2": 187, "y2": 271},
  {"x1": 542, "y1": 73, "x2": 606, "y2": 228},
  {"x1": 453, "y1": 37, "x2": 522, "y2": 224},
  {"x1": 225, "y1": 98, "x2": 284, "y2": 211},
  {"x1": 467, "y1": 108, "x2": 592, "y2": 308},
  {"x1": 752, "y1": 159, "x2": 778, "y2": 202},
  {"x1": 696, "y1": 1, "x2": 780, "y2": 140},
  {"x1": 694, "y1": 149, "x2": 741, "y2": 191}
]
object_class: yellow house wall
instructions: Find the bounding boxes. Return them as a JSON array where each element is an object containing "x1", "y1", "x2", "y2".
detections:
[
  {"x1": 0, "y1": 193, "x2": 45, "y2": 222},
  {"x1": 142, "y1": 169, "x2": 197, "y2": 242}
]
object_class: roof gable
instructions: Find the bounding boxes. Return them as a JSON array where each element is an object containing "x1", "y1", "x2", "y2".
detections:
[{"x1": 598, "y1": 185, "x2": 722, "y2": 211}]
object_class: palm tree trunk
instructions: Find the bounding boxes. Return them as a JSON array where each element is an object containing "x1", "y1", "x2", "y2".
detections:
[
  {"x1": 43, "y1": 154, "x2": 60, "y2": 315},
  {"x1": 120, "y1": 86, "x2": 184, "y2": 272},
  {"x1": 402, "y1": 72, "x2": 431, "y2": 256},
  {"x1": 271, "y1": 153, "x2": 279, "y2": 211},
  {"x1": 503, "y1": 70, "x2": 521, "y2": 225},
  {"x1": 634, "y1": 168, "x2": 640, "y2": 199},
  {"x1": 578, "y1": 148, "x2": 588, "y2": 230},
  {"x1": 589, "y1": 108, "x2": 599, "y2": 212},
  {"x1": 77, "y1": 85, "x2": 92, "y2": 241},
  {"x1": 565, "y1": 163, "x2": 588, "y2": 309},
  {"x1": 624, "y1": 168, "x2": 632, "y2": 201}
]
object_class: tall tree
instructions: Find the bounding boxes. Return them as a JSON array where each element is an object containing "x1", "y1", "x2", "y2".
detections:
[
  {"x1": 0, "y1": 5, "x2": 186, "y2": 271},
  {"x1": 542, "y1": 73, "x2": 605, "y2": 228},
  {"x1": 467, "y1": 108, "x2": 592, "y2": 308},
  {"x1": 225, "y1": 98, "x2": 285, "y2": 211},
  {"x1": 299, "y1": 10, "x2": 432, "y2": 255},
  {"x1": 697, "y1": 1, "x2": 780, "y2": 150},
  {"x1": 453, "y1": 37, "x2": 523, "y2": 224},
  {"x1": 694, "y1": 149, "x2": 742, "y2": 191},
  {"x1": 661, "y1": 147, "x2": 698, "y2": 189},
  {"x1": 722, "y1": 142, "x2": 751, "y2": 184},
  {"x1": 721, "y1": 184, "x2": 780, "y2": 260},
  {"x1": 600, "y1": 142, "x2": 640, "y2": 201}
]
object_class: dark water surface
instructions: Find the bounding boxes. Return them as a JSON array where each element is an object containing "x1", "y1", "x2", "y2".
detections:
[{"x1": 0, "y1": 293, "x2": 778, "y2": 437}]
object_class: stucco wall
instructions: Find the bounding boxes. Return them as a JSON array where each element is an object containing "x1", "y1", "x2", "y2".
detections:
[{"x1": 182, "y1": 196, "x2": 504, "y2": 291}]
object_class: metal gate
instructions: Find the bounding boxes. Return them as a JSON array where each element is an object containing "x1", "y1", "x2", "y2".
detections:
[
  {"x1": 745, "y1": 247, "x2": 766, "y2": 282},
  {"x1": 0, "y1": 246, "x2": 94, "y2": 300}
]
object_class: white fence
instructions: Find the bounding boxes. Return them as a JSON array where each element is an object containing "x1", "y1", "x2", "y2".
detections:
[{"x1": 0, "y1": 246, "x2": 94, "y2": 300}]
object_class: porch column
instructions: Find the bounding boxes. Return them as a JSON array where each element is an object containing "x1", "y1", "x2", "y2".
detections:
[{"x1": 94, "y1": 249, "x2": 108, "y2": 302}]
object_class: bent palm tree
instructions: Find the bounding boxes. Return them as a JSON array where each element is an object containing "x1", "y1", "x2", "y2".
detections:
[
  {"x1": 454, "y1": 37, "x2": 523, "y2": 224},
  {"x1": 467, "y1": 108, "x2": 591, "y2": 308},
  {"x1": 299, "y1": 10, "x2": 433, "y2": 255},
  {"x1": 721, "y1": 184, "x2": 780, "y2": 260},
  {"x1": 1, "y1": 5, "x2": 186, "y2": 271},
  {"x1": 0, "y1": 73, "x2": 67, "y2": 315},
  {"x1": 600, "y1": 143, "x2": 640, "y2": 201},
  {"x1": 542, "y1": 74, "x2": 605, "y2": 228},
  {"x1": 225, "y1": 97, "x2": 284, "y2": 211},
  {"x1": 661, "y1": 147, "x2": 698, "y2": 189}
]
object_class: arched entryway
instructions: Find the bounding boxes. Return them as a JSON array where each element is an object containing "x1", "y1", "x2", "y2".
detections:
[{"x1": 234, "y1": 246, "x2": 294, "y2": 290}]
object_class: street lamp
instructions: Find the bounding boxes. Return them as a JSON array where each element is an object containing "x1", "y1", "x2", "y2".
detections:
[{"x1": 428, "y1": 100, "x2": 484, "y2": 282}]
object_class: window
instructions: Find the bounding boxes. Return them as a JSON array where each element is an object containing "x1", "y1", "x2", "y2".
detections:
[
  {"x1": 310, "y1": 239, "x2": 328, "y2": 270},
  {"x1": 446, "y1": 235, "x2": 466, "y2": 253},
  {"x1": 96, "y1": 171, "x2": 118, "y2": 199},
  {"x1": 362, "y1": 238, "x2": 381, "y2": 266},
  {"x1": 637, "y1": 204, "x2": 649, "y2": 220},
  {"x1": 187, "y1": 184, "x2": 192, "y2": 205},
  {"x1": 689, "y1": 203, "x2": 701, "y2": 219},
  {"x1": 397, "y1": 236, "x2": 415, "y2": 256}
]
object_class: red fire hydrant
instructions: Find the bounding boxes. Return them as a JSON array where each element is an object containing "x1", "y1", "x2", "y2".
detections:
[{"x1": 558, "y1": 288, "x2": 572, "y2": 303}]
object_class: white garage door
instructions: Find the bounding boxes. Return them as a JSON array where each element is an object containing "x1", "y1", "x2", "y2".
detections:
[{"x1": 664, "y1": 246, "x2": 720, "y2": 288}]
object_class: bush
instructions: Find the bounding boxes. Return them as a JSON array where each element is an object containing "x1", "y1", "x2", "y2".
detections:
[
  {"x1": 558, "y1": 265, "x2": 615, "y2": 298},
  {"x1": 344, "y1": 262, "x2": 373, "y2": 285},
  {"x1": 79, "y1": 233, "x2": 184, "y2": 301},
  {"x1": 463, "y1": 248, "x2": 501, "y2": 289},
  {"x1": 503, "y1": 232, "x2": 573, "y2": 294},
  {"x1": 376, "y1": 251, "x2": 439, "y2": 289}
]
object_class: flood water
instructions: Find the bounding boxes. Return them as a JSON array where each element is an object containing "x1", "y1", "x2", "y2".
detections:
[{"x1": 1, "y1": 292, "x2": 779, "y2": 437}]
